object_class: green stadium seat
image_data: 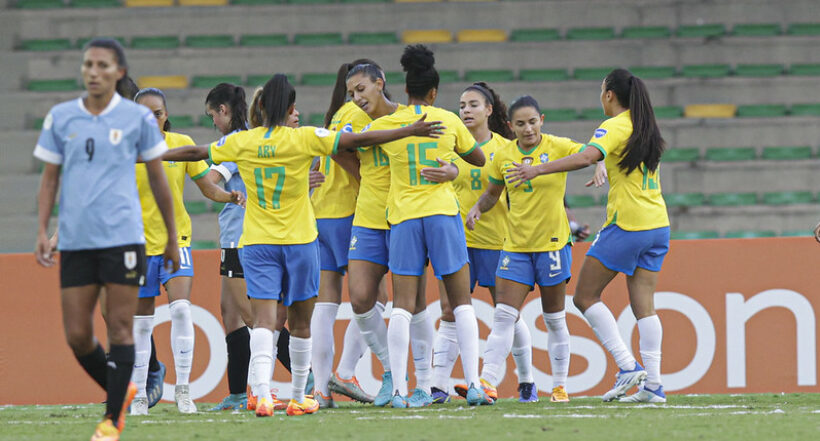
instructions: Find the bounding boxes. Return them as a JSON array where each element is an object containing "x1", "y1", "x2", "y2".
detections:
[
  {"x1": 682, "y1": 64, "x2": 731, "y2": 78},
  {"x1": 732, "y1": 23, "x2": 781, "y2": 37},
  {"x1": 184, "y1": 201, "x2": 209, "y2": 215},
  {"x1": 622, "y1": 26, "x2": 671, "y2": 39},
  {"x1": 76, "y1": 36, "x2": 127, "y2": 48},
  {"x1": 670, "y1": 231, "x2": 719, "y2": 240},
  {"x1": 185, "y1": 35, "x2": 235, "y2": 48},
  {"x1": 509, "y1": 28, "x2": 560, "y2": 42},
  {"x1": 384, "y1": 72, "x2": 404, "y2": 84},
  {"x1": 542, "y1": 108, "x2": 577, "y2": 122},
  {"x1": 664, "y1": 193, "x2": 705, "y2": 207},
  {"x1": 167, "y1": 115, "x2": 195, "y2": 129},
  {"x1": 71, "y1": 0, "x2": 121, "y2": 7},
  {"x1": 519, "y1": 69, "x2": 569, "y2": 82},
  {"x1": 780, "y1": 230, "x2": 812, "y2": 237},
  {"x1": 301, "y1": 73, "x2": 337, "y2": 86},
  {"x1": 790, "y1": 103, "x2": 820, "y2": 116},
  {"x1": 662, "y1": 148, "x2": 700, "y2": 162},
  {"x1": 761, "y1": 146, "x2": 812, "y2": 160},
  {"x1": 211, "y1": 202, "x2": 226, "y2": 212},
  {"x1": 566, "y1": 27, "x2": 616, "y2": 40},
  {"x1": 787, "y1": 23, "x2": 820, "y2": 36},
  {"x1": 20, "y1": 39, "x2": 73, "y2": 51},
  {"x1": 288, "y1": 0, "x2": 333, "y2": 3},
  {"x1": 574, "y1": 67, "x2": 616, "y2": 81},
  {"x1": 580, "y1": 107, "x2": 606, "y2": 120},
  {"x1": 308, "y1": 113, "x2": 326, "y2": 127},
  {"x1": 707, "y1": 192, "x2": 758, "y2": 206},
  {"x1": 565, "y1": 194, "x2": 596, "y2": 208},
  {"x1": 341, "y1": 0, "x2": 390, "y2": 3},
  {"x1": 762, "y1": 191, "x2": 814, "y2": 205},
  {"x1": 654, "y1": 106, "x2": 683, "y2": 119},
  {"x1": 734, "y1": 64, "x2": 784, "y2": 77},
  {"x1": 705, "y1": 147, "x2": 757, "y2": 161},
  {"x1": 349, "y1": 32, "x2": 398, "y2": 45},
  {"x1": 464, "y1": 69, "x2": 514, "y2": 82},
  {"x1": 629, "y1": 66, "x2": 676, "y2": 80},
  {"x1": 231, "y1": 0, "x2": 283, "y2": 4},
  {"x1": 597, "y1": 194, "x2": 608, "y2": 206},
  {"x1": 191, "y1": 75, "x2": 243, "y2": 89},
  {"x1": 16, "y1": 0, "x2": 65, "y2": 8},
  {"x1": 294, "y1": 33, "x2": 343, "y2": 46},
  {"x1": 438, "y1": 70, "x2": 460, "y2": 83},
  {"x1": 198, "y1": 114, "x2": 214, "y2": 127},
  {"x1": 723, "y1": 230, "x2": 776, "y2": 239},
  {"x1": 32, "y1": 117, "x2": 45, "y2": 130},
  {"x1": 789, "y1": 64, "x2": 820, "y2": 76},
  {"x1": 676, "y1": 24, "x2": 726, "y2": 38},
  {"x1": 736, "y1": 104, "x2": 787, "y2": 118},
  {"x1": 240, "y1": 34, "x2": 289, "y2": 47},
  {"x1": 28, "y1": 79, "x2": 80, "y2": 92},
  {"x1": 191, "y1": 240, "x2": 218, "y2": 250},
  {"x1": 132, "y1": 36, "x2": 180, "y2": 50}
]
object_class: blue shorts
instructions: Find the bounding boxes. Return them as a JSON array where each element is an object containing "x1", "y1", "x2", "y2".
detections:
[
  {"x1": 496, "y1": 244, "x2": 572, "y2": 288},
  {"x1": 348, "y1": 226, "x2": 390, "y2": 267},
  {"x1": 317, "y1": 215, "x2": 354, "y2": 274},
  {"x1": 435, "y1": 247, "x2": 500, "y2": 291},
  {"x1": 389, "y1": 214, "x2": 468, "y2": 277},
  {"x1": 239, "y1": 241, "x2": 320, "y2": 305},
  {"x1": 587, "y1": 224, "x2": 670, "y2": 276},
  {"x1": 139, "y1": 247, "x2": 195, "y2": 298}
]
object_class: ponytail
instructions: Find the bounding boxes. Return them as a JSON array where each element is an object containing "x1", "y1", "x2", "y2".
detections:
[
  {"x1": 261, "y1": 74, "x2": 296, "y2": 128},
  {"x1": 118, "y1": 76, "x2": 139, "y2": 101},
  {"x1": 464, "y1": 82, "x2": 512, "y2": 139},
  {"x1": 401, "y1": 44, "x2": 439, "y2": 100},
  {"x1": 249, "y1": 87, "x2": 264, "y2": 129},
  {"x1": 205, "y1": 83, "x2": 249, "y2": 133}
]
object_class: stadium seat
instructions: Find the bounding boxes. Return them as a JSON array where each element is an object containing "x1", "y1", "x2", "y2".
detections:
[
  {"x1": 71, "y1": 0, "x2": 121, "y2": 5},
  {"x1": 294, "y1": 33, "x2": 343, "y2": 46},
  {"x1": 509, "y1": 28, "x2": 560, "y2": 42},
  {"x1": 341, "y1": 0, "x2": 391, "y2": 3},
  {"x1": 240, "y1": 34, "x2": 289, "y2": 47},
  {"x1": 787, "y1": 23, "x2": 820, "y2": 36},
  {"x1": 780, "y1": 230, "x2": 812, "y2": 237},
  {"x1": 790, "y1": 103, "x2": 820, "y2": 116},
  {"x1": 629, "y1": 66, "x2": 677, "y2": 79},
  {"x1": 682, "y1": 64, "x2": 731, "y2": 78},
  {"x1": 735, "y1": 104, "x2": 787, "y2": 118},
  {"x1": 32, "y1": 117, "x2": 45, "y2": 130},
  {"x1": 27, "y1": 79, "x2": 80, "y2": 92},
  {"x1": 19, "y1": 39, "x2": 73, "y2": 51},
  {"x1": 654, "y1": 106, "x2": 683, "y2": 119},
  {"x1": 185, "y1": 35, "x2": 235, "y2": 48},
  {"x1": 621, "y1": 26, "x2": 671, "y2": 39},
  {"x1": 762, "y1": 191, "x2": 814, "y2": 205},
  {"x1": 573, "y1": 67, "x2": 616, "y2": 81},
  {"x1": 211, "y1": 202, "x2": 226, "y2": 212},
  {"x1": 704, "y1": 147, "x2": 757, "y2": 161},
  {"x1": 349, "y1": 32, "x2": 398, "y2": 45},
  {"x1": 456, "y1": 29, "x2": 507, "y2": 43},
  {"x1": 198, "y1": 114, "x2": 213, "y2": 127},
  {"x1": 125, "y1": 0, "x2": 173, "y2": 6},
  {"x1": 288, "y1": 0, "x2": 335, "y2": 4},
  {"x1": 789, "y1": 63, "x2": 820, "y2": 76},
  {"x1": 231, "y1": 0, "x2": 284, "y2": 5},
  {"x1": 179, "y1": 0, "x2": 228, "y2": 5},
  {"x1": 707, "y1": 192, "x2": 758, "y2": 206},
  {"x1": 301, "y1": 73, "x2": 337, "y2": 86},
  {"x1": 519, "y1": 69, "x2": 569, "y2": 82},
  {"x1": 384, "y1": 72, "x2": 404, "y2": 84},
  {"x1": 734, "y1": 64, "x2": 784, "y2": 77},
  {"x1": 16, "y1": 0, "x2": 64, "y2": 8},
  {"x1": 438, "y1": 70, "x2": 460, "y2": 83},
  {"x1": 542, "y1": 108, "x2": 577, "y2": 122},
  {"x1": 308, "y1": 113, "x2": 326, "y2": 127},
  {"x1": 138, "y1": 75, "x2": 189, "y2": 90},
  {"x1": 731, "y1": 23, "x2": 781, "y2": 37},
  {"x1": 761, "y1": 146, "x2": 812, "y2": 160},
  {"x1": 184, "y1": 201, "x2": 209, "y2": 215},
  {"x1": 464, "y1": 69, "x2": 514, "y2": 82},
  {"x1": 684, "y1": 104, "x2": 737, "y2": 118},
  {"x1": 664, "y1": 193, "x2": 706, "y2": 207},
  {"x1": 579, "y1": 107, "x2": 606, "y2": 120},
  {"x1": 676, "y1": 24, "x2": 726, "y2": 38},
  {"x1": 192, "y1": 75, "x2": 243, "y2": 89},
  {"x1": 566, "y1": 27, "x2": 616, "y2": 40},
  {"x1": 724, "y1": 230, "x2": 776, "y2": 238},
  {"x1": 662, "y1": 147, "x2": 700, "y2": 162},
  {"x1": 670, "y1": 231, "x2": 719, "y2": 240},
  {"x1": 167, "y1": 115, "x2": 195, "y2": 129},
  {"x1": 191, "y1": 240, "x2": 218, "y2": 250},
  {"x1": 565, "y1": 194, "x2": 596, "y2": 208},
  {"x1": 131, "y1": 36, "x2": 180, "y2": 49},
  {"x1": 402, "y1": 30, "x2": 452, "y2": 44}
]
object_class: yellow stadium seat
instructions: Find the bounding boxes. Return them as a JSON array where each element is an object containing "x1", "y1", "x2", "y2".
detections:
[
  {"x1": 456, "y1": 29, "x2": 507, "y2": 43},
  {"x1": 125, "y1": 0, "x2": 173, "y2": 6},
  {"x1": 402, "y1": 30, "x2": 452, "y2": 44},
  {"x1": 138, "y1": 75, "x2": 189, "y2": 90},
  {"x1": 684, "y1": 104, "x2": 737, "y2": 118},
  {"x1": 179, "y1": 0, "x2": 228, "y2": 5}
]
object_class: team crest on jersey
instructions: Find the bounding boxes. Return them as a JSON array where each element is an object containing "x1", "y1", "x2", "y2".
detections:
[
  {"x1": 539, "y1": 153, "x2": 549, "y2": 163},
  {"x1": 594, "y1": 128, "x2": 608, "y2": 138},
  {"x1": 489, "y1": 152, "x2": 494, "y2": 161},
  {"x1": 124, "y1": 251, "x2": 137, "y2": 270},
  {"x1": 521, "y1": 157, "x2": 534, "y2": 165},
  {"x1": 342, "y1": 123, "x2": 354, "y2": 133},
  {"x1": 500, "y1": 255, "x2": 510, "y2": 270},
  {"x1": 109, "y1": 129, "x2": 123, "y2": 145},
  {"x1": 349, "y1": 235, "x2": 358, "y2": 250},
  {"x1": 315, "y1": 128, "x2": 331, "y2": 138}
]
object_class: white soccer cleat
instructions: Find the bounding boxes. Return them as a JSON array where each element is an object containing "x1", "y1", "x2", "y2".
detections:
[
  {"x1": 130, "y1": 397, "x2": 149, "y2": 416},
  {"x1": 602, "y1": 364, "x2": 647, "y2": 402},
  {"x1": 175, "y1": 385, "x2": 198, "y2": 414},
  {"x1": 619, "y1": 385, "x2": 667, "y2": 403}
]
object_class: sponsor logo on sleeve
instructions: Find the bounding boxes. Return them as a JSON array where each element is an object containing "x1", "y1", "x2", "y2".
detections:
[
  {"x1": 43, "y1": 112, "x2": 53, "y2": 130},
  {"x1": 594, "y1": 128, "x2": 608, "y2": 138},
  {"x1": 315, "y1": 128, "x2": 331, "y2": 138}
]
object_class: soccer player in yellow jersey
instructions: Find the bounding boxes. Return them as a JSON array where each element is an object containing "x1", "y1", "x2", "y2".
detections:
[
  {"x1": 506, "y1": 69, "x2": 670, "y2": 403},
  {"x1": 162, "y1": 73, "x2": 443, "y2": 417},
  {"x1": 130, "y1": 88, "x2": 244, "y2": 416},
  {"x1": 363, "y1": 45, "x2": 491, "y2": 408}
]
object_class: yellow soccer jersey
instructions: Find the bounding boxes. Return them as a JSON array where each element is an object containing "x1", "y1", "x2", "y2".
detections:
[
  {"x1": 136, "y1": 132, "x2": 209, "y2": 256},
  {"x1": 209, "y1": 125, "x2": 341, "y2": 246},
  {"x1": 311, "y1": 102, "x2": 365, "y2": 219},
  {"x1": 452, "y1": 132, "x2": 508, "y2": 250},
  {"x1": 488, "y1": 134, "x2": 583, "y2": 253},
  {"x1": 583, "y1": 110, "x2": 670, "y2": 231}
]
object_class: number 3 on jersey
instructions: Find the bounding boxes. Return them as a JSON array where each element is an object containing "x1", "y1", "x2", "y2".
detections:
[
  {"x1": 254, "y1": 166, "x2": 285, "y2": 209},
  {"x1": 406, "y1": 142, "x2": 438, "y2": 185}
]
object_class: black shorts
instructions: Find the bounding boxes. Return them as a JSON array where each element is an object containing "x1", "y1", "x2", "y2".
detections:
[
  {"x1": 60, "y1": 244, "x2": 147, "y2": 288},
  {"x1": 220, "y1": 248, "x2": 244, "y2": 278}
]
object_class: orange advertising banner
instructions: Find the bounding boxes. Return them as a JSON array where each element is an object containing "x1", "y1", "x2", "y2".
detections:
[{"x1": 1, "y1": 237, "x2": 818, "y2": 405}]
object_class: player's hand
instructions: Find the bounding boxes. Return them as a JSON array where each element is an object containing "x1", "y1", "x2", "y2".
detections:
[
  {"x1": 465, "y1": 205, "x2": 482, "y2": 231},
  {"x1": 163, "y1": 241, "x2": 180, "y2": 273},
  {"x1": 230, "y1": 190, "x2": 246, "y2": 208},
  {"x1": 409, "y1": 114, "x2": 445, "y2": 138},
  {"x1": 814, "y1": 220, "x2": 820, "y2": 244},
  {"x1": 574, "y1": 224, "x2": 591, "y2": 241},
  {"x1": 309, "y1": 170, "x2": 326, "y2": 189},
  {"x1": 34, "y1": 232, "x2": 56, "y2": 267},
  {"x1": 420, "y1": 158, "x2": 457, "y2": 183},
  {"x1": 585, "y1": 162, "x2": 608, "y2": 187},
  {"x1": 506, "y1": 162, "x2": 540, "y2": 187}
]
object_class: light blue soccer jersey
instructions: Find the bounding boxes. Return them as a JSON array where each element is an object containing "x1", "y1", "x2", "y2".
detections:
[
  {"x1": 34, "y1": 93, "x2": 168, "y2": 251},
  {"x1": 211, "y1": 160, "x2": 246, "y2": 248}
]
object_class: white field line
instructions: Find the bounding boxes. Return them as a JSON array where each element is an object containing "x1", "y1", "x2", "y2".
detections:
[{"x1": 503, "y1": 414, "x2": 606, "y2": 419}]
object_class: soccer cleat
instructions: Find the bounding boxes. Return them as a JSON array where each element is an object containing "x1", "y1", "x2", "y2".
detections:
[
  {"x1": 246, "y1": 391, "x2": 257, "y2": 411},
  {"x1": 466, "y1": 383, "x2": 494, "y2": 406},
  {"x1": 390, "y1": 391, "x2": 408, "y2": 409},
  {"x1": 453, "y1": 383, "x2": 468, "y2": 399},
  {"x1": 374, "y1": 371, "x2": 394, "y2": 407},
  {"x1": 175, "y1": 384, "x2": 198, "y2": 414},
  {"x1": 313, "y1": 390, "x2": 338, "y2": 409},
  {"x1": 115, "y1": 382, "x2": 137, "y2": 432},
  {"x1": 518, "y1": 382, "x2": 539, "y2": 403},
  {"x1": 90, "y1": 419, "x2": 119, "y2": 441},
  {"x1": 145, "y1": 361, "x2": 166, "y2": 409},
  {"x1": 329, "y1": 373, "x2": 375, "y2": 403},
  {"x1": 430, "y1": 387, "x2": 451, "y2": 404},
  {"x1": 286, "y1": 397, "x2": 319, "y2": 416},
  {"x1": 272, "y1": 394, "x2": 287, "y2": 411},
  {"x1": 255, "y1": 397, "x2": 274, "y2": 417},
  {"x1": 407, "y1": 388, "x2": 433, "y2": 408},
  {"x1": 130, "y1": 397, "x2": 148, "y2": 416},
  {"x1": 602, "y1": 364, "x2": 647, "y2": 402},
  {"x1": 209, "y1": 393, "x2": 247, "y2": 411},
  {"x1": 619, "y1": 384, "x2": 666, "y2": 403},
  {"x1": 550, "y1": 385, "x2": 570, "y2": 403}
]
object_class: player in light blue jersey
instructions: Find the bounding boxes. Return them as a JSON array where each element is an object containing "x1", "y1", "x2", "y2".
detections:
[{"x1": 33, "y1": 38, "x2": 179, "y2": 441}]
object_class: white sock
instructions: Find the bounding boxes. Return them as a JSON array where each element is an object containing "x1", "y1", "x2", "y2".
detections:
[
  {"x1": 387, "y1": 308, "x2": 412, "y2": 396},
  {"x1": 432, "y1": 320, "x2": 459, "y2": 391},
  {"x1": 480, "y1": 303, "x2": 517, "y2": 386},
  {"x1": 583, "y1": 302, "x2": 636, "y2": 371},
  {"x1": 271, "y1": 330, "x2": 280, "y2": 382},
  {"x1": 453, "y1": 304, "x2": 481, "y2": 388},
  {"x1": 290, "y1": 336, "x2": 312, "y2": 404},
  {"x1": 354, "y1": 304, "x2": 390, "y2": 372},
  {"x1": 511, "y1": 316, "x2": 534, "y2": 384},
  {"x1": 250, "y1": 327, "x2": 274, "y2": 400},
  {"x1": 336, "y1": 320, "x2": 366, "y2": 380},
  {"x1": 409, "y1": 309, "x2": 434, "y2": 393},
  {"x1": 169, "y1": 299, "x2": 194, "y2": 385},
  {"x1": 543, "y1": 311, "x2": 571, "y2": 389},
  {"x1": 310, "y1": 302, "x2": 338, "y2": 395},
  {"x1": 638, "y1": 315, "x2": 663, "y2": 390},
  {"x1": 131, "y1": 315, "x2": 154, "y2": 398}
]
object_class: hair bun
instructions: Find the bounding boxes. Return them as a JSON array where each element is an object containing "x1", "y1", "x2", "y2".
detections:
[{"x1": 401, "y1": 44, "x2": 435, "y2": 73}]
